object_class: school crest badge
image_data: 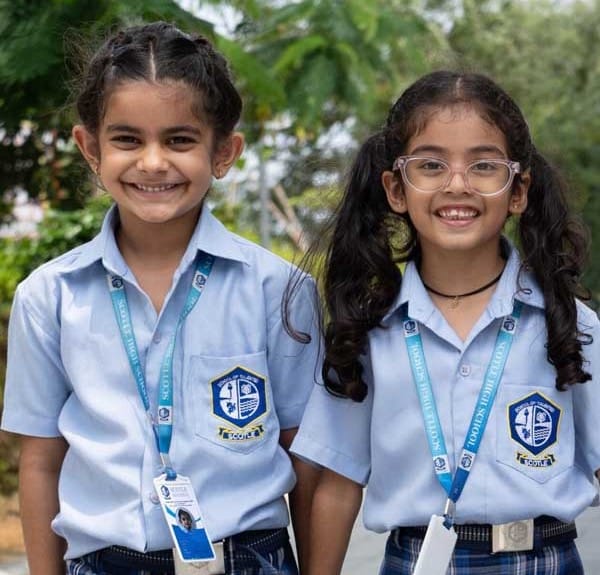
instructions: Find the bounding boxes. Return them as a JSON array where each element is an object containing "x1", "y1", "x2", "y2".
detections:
[
  {"x1": 210, "y1": 366, "x2": 267, "y2": 442},
  {"x1": 508, "y1": 391, "x2": 561, "y2": 468}
]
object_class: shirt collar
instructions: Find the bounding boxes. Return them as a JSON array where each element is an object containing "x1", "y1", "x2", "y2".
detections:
[
  {"x1": 178, "y1": 203, "x2": 249, "y2": 270},
  {"x1": 60, "y1": 203, "x2": 249, "y2": 276},
  {"x1": 382, "y1": 237, "x2": 545, "y2": 324}
]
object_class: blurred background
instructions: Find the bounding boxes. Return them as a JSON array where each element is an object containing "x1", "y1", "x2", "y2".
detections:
[{"x1": 0, "y1": 0, "x2": 598, "y2": 551}]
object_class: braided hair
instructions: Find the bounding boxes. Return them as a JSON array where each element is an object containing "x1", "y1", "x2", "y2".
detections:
[{"x1": 75, "y1": 21, "x2": 242, "y2": 141}]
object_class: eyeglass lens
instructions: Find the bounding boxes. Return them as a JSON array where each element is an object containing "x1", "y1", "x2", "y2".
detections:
[{"x1": 404, "y1": 158, "x2": 511, "y2": 195}]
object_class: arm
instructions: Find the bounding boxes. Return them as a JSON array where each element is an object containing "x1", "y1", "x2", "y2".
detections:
[
  {"x1": 19, "y1": 435, "x2": 68, "y2": 575},
  {"x1": 280, "y1": 428, "x2": 321, "y2": 574},
  {"x1": 307, "y1": 468, "x2": 362, "y2": 575}
]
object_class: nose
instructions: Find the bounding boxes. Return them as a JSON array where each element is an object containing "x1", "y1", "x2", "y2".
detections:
[
  {"x1": 136, "y1": 143, "x2": 169, "y2": 173},
  {"x1": 444, "y1": 169, "x2": 470, "y2": 193}
]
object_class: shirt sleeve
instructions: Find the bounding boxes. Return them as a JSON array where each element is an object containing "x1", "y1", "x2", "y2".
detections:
[
  {"x1": 291, "y1": 358, "x2": 373, "y2": 486},
  {"x1": 266, "y1": 275, "x2": 322, "y2": 430},
  {"x1": 1, "y1": 283, "x2": 70, "y2": 437},
  {"x1": 573, "y1": 306, "x2": 600, "y2": 474}
]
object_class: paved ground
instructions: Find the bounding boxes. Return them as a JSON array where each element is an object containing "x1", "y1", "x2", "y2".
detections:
[{"x1": 1, "y1": 504, "x2": 598, "y2": 574}]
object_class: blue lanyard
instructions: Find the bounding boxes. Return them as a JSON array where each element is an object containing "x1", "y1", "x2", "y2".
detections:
[
  {"x1": 108, "y1": 253, "x2": 215, "y2": 479},
  {"x1": 402, "y1": 301, "x2": 522, "y2": 522}
]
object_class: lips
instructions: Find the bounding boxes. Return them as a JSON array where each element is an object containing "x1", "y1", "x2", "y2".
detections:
[{"x1": 436, "y1": 207, "x2": 479, "y2": 220}]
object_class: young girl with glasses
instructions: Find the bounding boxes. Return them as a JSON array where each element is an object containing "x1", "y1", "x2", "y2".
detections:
[{"x1": 291, "y1": 70, "x2": 599, "y2": 574}]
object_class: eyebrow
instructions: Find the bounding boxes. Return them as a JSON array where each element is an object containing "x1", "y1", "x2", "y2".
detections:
[
  {"x1": 163, "y1": 125, "x2": 203, "y2": 136},
  {"x1": 409, "y1": 144, "x2": 507, "y2": 156},
  {"x1": 105, "y1": 124, "x2": 203, "y2": 136}
]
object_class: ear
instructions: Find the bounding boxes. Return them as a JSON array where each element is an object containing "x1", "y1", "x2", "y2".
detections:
[
  {"x1": 508, "y1": 169, "x2": 530, "y2": 215},
  {"x1": 72, "y1": 125, "x2": 100, "y2": 173},
  {"x1": 382, "y1": 170, "x2": 407, "y2": 214},
  {"x1": 212, "y1": 132, "x2": 245, "y2": 179},
  {"x1": 71, "y1": 124, "x2": 100, "y2": 173}
]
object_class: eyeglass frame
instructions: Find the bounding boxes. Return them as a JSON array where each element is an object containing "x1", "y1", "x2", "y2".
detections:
[{"x1": 391, "y1": 156, "x2": 522, "y2": 197}]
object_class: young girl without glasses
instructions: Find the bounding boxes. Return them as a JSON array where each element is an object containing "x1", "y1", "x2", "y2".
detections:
[
  {"x1": 291, "y1": 71, "x2": 599, "y2": 574},
  {"x1": 1, "y1": 22, "x2": 319, "y2": 575}
]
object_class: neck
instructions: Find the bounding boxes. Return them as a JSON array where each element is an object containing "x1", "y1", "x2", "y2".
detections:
[
  {"x1": 116, "y1": 209, "x2": 200, "y2": 269},
  {"x1": 418, "y1": 242, "x2": 505, "y2": 297}
]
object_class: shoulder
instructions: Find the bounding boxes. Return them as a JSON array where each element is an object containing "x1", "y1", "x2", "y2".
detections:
[
  {"x1": 576, "y1": 299, "x2": 599, "y2": 333},
  {"x1": 221, "y1": 229, "x2": 308, "y2": 293},
  {"x1": 230, "y1": 230, "x2": 296, "y2": 275},
  {"x1": 228, "y1": 232, "x2": 318, "y2": 321},
  {"x1": 15, "y1": 236, "x2": 102, "y2": 316},
  {"x1": 198, "y1": 209, "x2": 299, "y2": 288}
]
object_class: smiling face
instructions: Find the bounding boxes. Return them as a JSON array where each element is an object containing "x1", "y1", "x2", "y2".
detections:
[
  {"x1": 73, "y1": 80, "x2": 243, "y2": 235},
  {"x1": 382, "y1": 104, "x2": 529, "y2": 260}
]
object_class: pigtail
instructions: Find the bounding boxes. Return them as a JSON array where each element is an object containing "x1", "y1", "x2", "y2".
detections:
[
  {"x1": 322, "y1": 133, "x2": 411, "y2": 401},
  {"x1": 518, "y1": 149, "x2": 592, "y2": 389}
]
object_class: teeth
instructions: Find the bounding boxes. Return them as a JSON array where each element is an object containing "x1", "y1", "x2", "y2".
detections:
[
  {"x1": 134, "y1": 183, "x2": 178, "y2": 193},
  {"x1": 438, "y1": 208, "x2": 478, "y2": 219}
]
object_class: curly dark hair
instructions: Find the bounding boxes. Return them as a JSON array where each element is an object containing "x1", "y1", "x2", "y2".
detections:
[
  {"x1": 75, "y1": 21, "x2": 242, "y2": 142},
  {"x1": 321, "y1": 70, "x2": 591, "y2": 401}
]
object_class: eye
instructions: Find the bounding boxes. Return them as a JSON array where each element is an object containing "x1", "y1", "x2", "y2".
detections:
[
  {"x1": 471, "y1": 160, "x2": 501, "y2": 173},
  {"x1": 166, "y1": 136, "x2": 197, "y2": 147},
  {"x1": 110, "y1": 135, "x2": 140, "y2": 148},
  {"x1": 416, "y1": 159, "x2": 447, "y2": 172}
]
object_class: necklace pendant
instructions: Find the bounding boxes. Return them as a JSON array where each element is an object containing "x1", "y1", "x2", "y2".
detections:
[{"x1": 451, "y1": 296, "x2": 460, "y2": 309}]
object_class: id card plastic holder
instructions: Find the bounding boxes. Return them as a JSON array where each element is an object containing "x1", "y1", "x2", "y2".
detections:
[
  {"x1": 173, "y1": 542, "x2": 225, "y2": 574},
  {"x1": 413, "y1": 514, "x2": 457, "y2": 575},
  {"x1": 153, "y1": 474, "x2": 216, "y2": 563}
]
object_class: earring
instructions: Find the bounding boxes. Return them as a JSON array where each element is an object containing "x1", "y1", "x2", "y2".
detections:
[{"x1": 91, "y1": 162, "x2": 100, "y2": 176}]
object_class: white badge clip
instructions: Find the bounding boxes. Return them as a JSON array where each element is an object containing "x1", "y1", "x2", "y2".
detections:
[
  {"x1": 153, "y1": 474, "x2": 217, "y2": 565},
  {"x1": 492, "y1": 519, "x2": 534, "y2": 553},
  {"x1": 413, "y1": 501, "x2": 457, "y2": 575}
]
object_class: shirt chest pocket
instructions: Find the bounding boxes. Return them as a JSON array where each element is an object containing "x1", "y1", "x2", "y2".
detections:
[
  {"x1": 496, "y1": 384, "x2": 574, "y2": 483},
  {"x1": 188, "y1": 352, "x2": 276, "y2": 454}
]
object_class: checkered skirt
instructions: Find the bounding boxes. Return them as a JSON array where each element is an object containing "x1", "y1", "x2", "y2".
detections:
[{"x1": 379, "y1": 532, "x2": 584, "y2": 575}]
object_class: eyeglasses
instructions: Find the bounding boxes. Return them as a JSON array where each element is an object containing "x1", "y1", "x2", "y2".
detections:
[{"x1": 392, "y1": 156, "x2": 521, "y2": 197}]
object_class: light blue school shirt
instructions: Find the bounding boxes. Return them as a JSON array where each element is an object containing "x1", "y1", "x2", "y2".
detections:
[
  {"x1": 1, "y1": 205, "x2": 319, "y2": 559},
  {"x1": 292, "y1": 241, "x2": 600, "y2": 531}
]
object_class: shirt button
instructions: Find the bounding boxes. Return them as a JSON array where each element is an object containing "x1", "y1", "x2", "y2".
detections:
[
  {"x1": 149, "y1": 492, "x2": 160, "y2": 504},
  {"x1": 153, "y1": 333, "x2": 162, "y2": 344},
  {"x1": 459, "y1": 364, "x2": 471, "y2": 377}
]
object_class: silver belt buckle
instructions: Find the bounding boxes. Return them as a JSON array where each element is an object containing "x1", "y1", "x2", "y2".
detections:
[
  {"x1": 172, "y1": 541, "x2": 225, "y2": 574},
  {"x1": 492, "y1": 519, "x2": 534, "y2": 553}
]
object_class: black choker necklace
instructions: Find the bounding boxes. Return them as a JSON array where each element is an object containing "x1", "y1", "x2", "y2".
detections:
[{"x1": 423, "y1": 268, "x2": 504, "y2": 308}]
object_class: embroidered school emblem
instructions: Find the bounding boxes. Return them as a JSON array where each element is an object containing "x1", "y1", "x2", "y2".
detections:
[
  {"x1": 210, "y1": 366, "x2": 267, "y2": 436},
  {"x1": 508, "y1": 391, "x2": 561, "y2": 468}
]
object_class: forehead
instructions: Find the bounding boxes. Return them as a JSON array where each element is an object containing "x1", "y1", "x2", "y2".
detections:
[
  {"x1": 406, "y1": 104, "x2": 507, "y2": 155},
  {"x1": 101, "y1": 80, "x2": 206, "y2": 132}
]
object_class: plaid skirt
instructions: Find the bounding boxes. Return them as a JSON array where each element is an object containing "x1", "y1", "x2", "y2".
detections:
[
  {"x1": 379, "y1": 531, "x2": 584, "y2": 575},
  {"x1": 66, "y1": 528, "x2": 298, "y2": 575}
]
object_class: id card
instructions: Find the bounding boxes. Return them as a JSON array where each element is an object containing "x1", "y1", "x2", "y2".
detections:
[
  {"x1": 413, "y1": 514, "x2": 457, "y2": 575},
  {"x1": 154, "y1": 474, "x2": 216, "y2": 563},
  {"x1": 173, "y1": 542, "x2": 225, "y2": 575}
]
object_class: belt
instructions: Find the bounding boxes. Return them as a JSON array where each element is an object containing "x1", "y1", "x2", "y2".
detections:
[
  {"x1": 392, "y1": 516, "x2": 577, "y2": 552},
  {"x1": 99, "y1": 527, "x2": 289, "y2": 573}
]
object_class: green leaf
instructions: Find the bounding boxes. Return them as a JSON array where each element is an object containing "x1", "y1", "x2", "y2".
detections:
[{"x1": 273, "y1": 34, "x2": 327, "y2": 76}]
